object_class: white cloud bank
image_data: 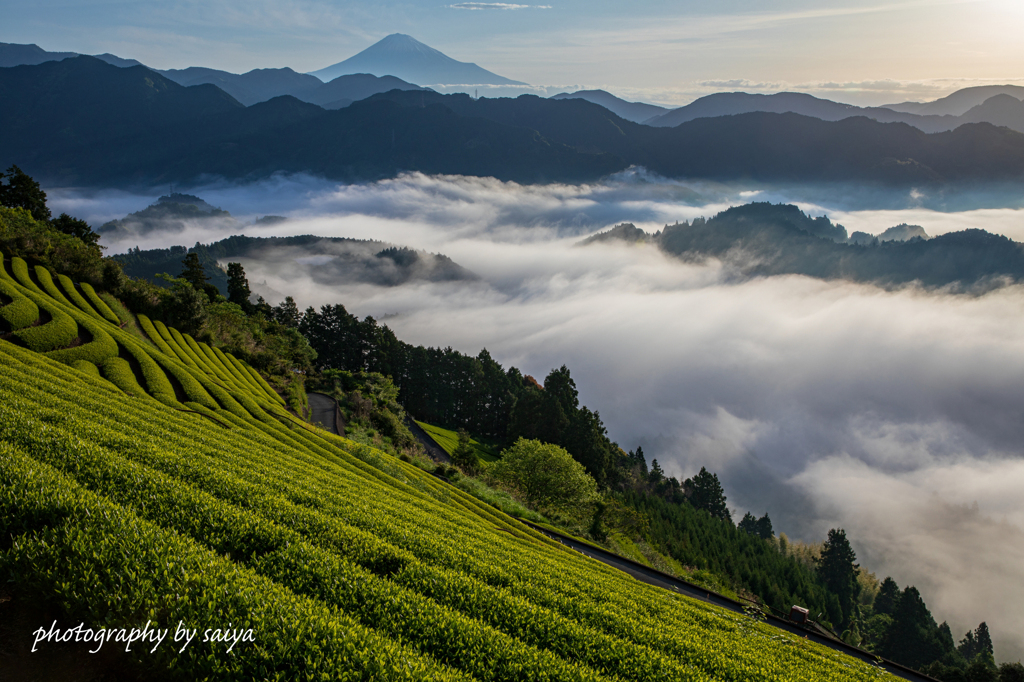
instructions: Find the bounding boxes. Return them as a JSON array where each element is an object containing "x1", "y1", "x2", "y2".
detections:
[{"x1": 51, "y1": 171, "x2": 1024, "y2": 661}]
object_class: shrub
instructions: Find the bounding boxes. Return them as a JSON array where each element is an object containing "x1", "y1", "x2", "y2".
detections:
[{"x1": 489, "y1": 438, "x2": 599, "y2": 519}]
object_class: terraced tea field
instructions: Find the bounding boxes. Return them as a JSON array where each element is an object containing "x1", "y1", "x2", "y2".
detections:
[
  {"x1": 0, "y1": 256, "x2": 895, "y2": 681},
  {"x1": 416, "y1": 420, "x2": 500, "y2": 461}
]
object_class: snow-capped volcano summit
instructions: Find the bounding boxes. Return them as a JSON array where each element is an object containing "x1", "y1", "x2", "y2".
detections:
[{"x1": 309, "y1": 34, "x2": 525, "y2": 86}]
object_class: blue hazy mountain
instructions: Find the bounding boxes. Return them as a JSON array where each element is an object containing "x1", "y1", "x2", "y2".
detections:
[
  {"x1": 884, "y1": 85, "x2": 1024, "y2": 117},
  {"x1": 0, "y1": 41, "x2": 141, "y2": 68},
  {"x1": 158, "y1": 66, "x2": 424, "y2": 108},
  {"x1": 644, "y1": 90, "x2": 1024, "y2": 135},
  {"x1": 550, "y1": 90, "x2": 668, "y2": 124},
  {"x1": 309, "y1": 33, "x2": 524, "y2": 86},
  {"x1": 159, "y1": 66, "x2": 324, "y2": 106}
]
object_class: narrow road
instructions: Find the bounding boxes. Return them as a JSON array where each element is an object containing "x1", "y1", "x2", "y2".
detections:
[{"x1": 307, "y1": 392, "x2": 340, "y2": 434}]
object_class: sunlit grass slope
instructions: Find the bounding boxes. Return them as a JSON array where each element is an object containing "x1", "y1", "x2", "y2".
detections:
[
  {"x1": 0, "y1": 256, "x2": 892, "y2": 681},
  {"x1": 416, "y1": 420, "x2": 500, "y2": 462}
]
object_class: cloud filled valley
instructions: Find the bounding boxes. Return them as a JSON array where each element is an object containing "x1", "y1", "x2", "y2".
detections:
[{"x1": 52, "y1": 171, "x2": 1024, "y2": 660}]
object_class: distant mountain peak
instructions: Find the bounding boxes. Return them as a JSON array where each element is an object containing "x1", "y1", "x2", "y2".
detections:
[{"x1": 309, "y1": 34, "x2": 525, "y2": 87}]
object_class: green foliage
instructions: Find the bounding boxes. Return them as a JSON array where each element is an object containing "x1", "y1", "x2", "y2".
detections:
[
  {"x1": 225, "y1": 261, "x2": 253, "y2": 311},
  {"x1": 0, "y1": 207, "x2": 107, "y2": 286},
  {"x1": 312, "y1": 369, "x2": 421, "y2": 457},
  {"x1": 79, "y1": 282, "x2": 121, "y2": 324},
  {"x1": 51, "y1": 213, "x2": 100, "y2": 247},
  {"x1": 817, "y1": 528, "x2": 860, "y2": 632},
  {"x1": 0, "y1": 164, "x2": 51, "y2": 222},
  {"x1": 739, "y1": 512, "x2": 775, "y2": 540},
  {"x1": 490, "y1": 438, "x2": 599, "y2": 519},
  {"x1": 417, "y1": 420, "x2": 499, "y2": 462},
  {"x1": 0, "y1": 278, "x2": 39, "y2": 330},
  {"x1": 684, "y1": 467, "x2": 732, "y2": 522},
  {"x1": 879, "y1": 585, "x2": 947, "y2": 670}
]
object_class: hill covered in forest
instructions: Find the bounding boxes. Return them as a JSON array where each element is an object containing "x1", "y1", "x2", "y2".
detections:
[{"x1": 582, "y1": 203, "x2": 1024, "y2": 291}]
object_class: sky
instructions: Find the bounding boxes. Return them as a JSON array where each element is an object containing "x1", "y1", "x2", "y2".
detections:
[
  {"x1": 5, "y1": 0, "x2": 1024, "y2": 106},
  {"x1": 49, "y1": 173, "x2": 1024, "y2": 661}
]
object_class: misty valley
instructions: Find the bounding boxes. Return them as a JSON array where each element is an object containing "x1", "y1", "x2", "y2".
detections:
[{"x1": 4, "y1": 28, "x2": 1024, "y2": 682}]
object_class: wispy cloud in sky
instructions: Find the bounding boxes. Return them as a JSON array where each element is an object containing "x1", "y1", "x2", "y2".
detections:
[{"x1": 447, "y1": 3, "x2": 551, "y2": 9}]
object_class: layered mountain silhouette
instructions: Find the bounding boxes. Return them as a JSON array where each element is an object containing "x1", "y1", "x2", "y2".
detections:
[
  {"x1": 160, "y1": 66, "x2": 424, "y2": 108},
  {"x1": 5, "y1": 57, "x2": 1024, "y2": 187},
  {"x1": 0, "y1": 56, "x2": 617, "y2": 186},
  {"x1": 365, "y1": 89, "x2": 1024, "y2": 183},
  {"x1": 582, "y1": 203, "x2": 1024, "y2": 291},
  {"x1": 0, "y1": 41, "x2": 142, "y2": 68},
  {"x1": 550, "y1": 90, "x2": 668, "y2": 124},
  {"x1": 884, "y1": 85, "x2": 1024, "y2": 117},
  {"x1": 309, "y1": 33, "x2": 524, "y2": 86},
  {"x1": 644, "y1": 91, "x2": 1024, "y2": 135}
]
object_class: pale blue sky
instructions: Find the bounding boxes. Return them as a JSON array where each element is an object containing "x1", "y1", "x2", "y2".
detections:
[{"x1": 4, "y1": 0, "x2": 1023, "y2": 106}]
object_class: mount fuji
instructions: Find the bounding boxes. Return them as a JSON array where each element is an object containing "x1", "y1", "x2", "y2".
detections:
[{"x1": 309, "y1": 33, "x2": 525, "y2": 87}]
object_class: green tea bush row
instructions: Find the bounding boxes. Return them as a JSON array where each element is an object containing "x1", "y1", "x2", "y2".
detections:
[
  {"x1": 154, "y1": 320, "x2": 199, "y2": 368},
  {"x1": 45, "y1": 308, "x2": 119, "y2": 366},
  {"x1": 80, "y1": 281, "x2": 121, "y2": 324},
  {"x1": 33, "y1": 265, "x2": 74, "y2": 306},
  {"x1": 71, "y1": 359, "x2": 100, "y2": 377},
  {"x1": 0, "y1": 279, "x2": 39, "y2": 330},
  {"x1": 0, "y1": 444, "x2": 473, "y2": 682},
  {"x1": 13, "y1": 298, "x2": 78, "y2": 352},
  {"x1": 57, "y1": 272, "x2": 103, "y2": 318},
  {"x1": 151, "y1": 350, "x2": 219, "y2": 409},
  {"x1": 1, "y1": 401, "x2": 619, "y2": 682},
  {"x1": 101, "y1": 356, "x2": 150, "y2": 397},
  {"x1": 137, "y1": 313, "x2": 177, "y2": 356}
]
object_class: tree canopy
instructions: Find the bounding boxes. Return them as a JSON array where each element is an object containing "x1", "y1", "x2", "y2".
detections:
[
  {"x1": 0, "y1": 164, "x2": 51, "y2": 223},
  {"x1": 817, "y1": 528, "x2": 860, "y2": 631},
  {"x1": 489, "y1": 438, "x2": 598, "y2": 518}
]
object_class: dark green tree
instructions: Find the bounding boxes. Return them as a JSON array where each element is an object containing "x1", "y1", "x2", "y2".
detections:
[
  {"x1": 874, "y1": 576, "x2": 901, "y2": 616},
  {"x1": 179, "y1": 252, "x2": 209, "y2": 290},
  {"x1": 959, "y1": 623, "x2": 995, "y2": 664},
  {"x1": 0, "y1": 164, "x2": 51, "y2": 222},
  {"x1": 51, "y1": 213, "x2": 100, "y2": 247},
  {"x1": 226, "y1": 262, "x2": 252, "y2": 310},
  {"x1": 755, "y1": 513, "x2": 774, "y2": 540},
  {"x1": 740, "y1": 512, "x2": 774, "y2": 540},
  {"x1": 816, "y1": 528, "x2": 860, "y2": 632},
  {"x1": 685, "y1": 467, "x2": 731, "y2": 522},
  {"x1": 649, "y1": 459, "x2": 664, "y2": 483},
  {"x1": 880, "y1": 586, "x2": 945, "y2": 670},
  {"x1": 739, "y1": 512, "x2": 758, "y2": 535},
  {"x1": 274, "y1": 296, "x2": 301, "y2": 328},
  {"x1": 631, "y1": 446, "x2": 648, "y2": 476},
  {"x1": 450, "y1": 428, "x2": 479, "y2": 471},
  {"x1": 999, "y1": 662, "x2": 1024, "y2": 682}
]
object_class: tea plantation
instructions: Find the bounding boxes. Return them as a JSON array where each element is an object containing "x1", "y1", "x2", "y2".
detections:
[{"x1": 0, "y1": 256, "x2": 895, "y2": 680}]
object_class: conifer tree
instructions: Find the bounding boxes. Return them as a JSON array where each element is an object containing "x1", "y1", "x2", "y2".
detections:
[
  {"x1": 226, "y1": 262, "x2": 252, "y2": 310},
  {"x1": 685, "y1": 467, "x2": 731, "y2": 522},
  {"x1": 816, "y1": 528, "x2": 860, "y2": 631},
  {"x1": 179, "y1": 252, "x2": 209, "y2": 290}
]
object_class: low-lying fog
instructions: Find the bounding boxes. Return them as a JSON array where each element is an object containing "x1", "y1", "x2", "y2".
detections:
[{"x1": 50, "y1": 170, "x2": 1024, "y2": 660}]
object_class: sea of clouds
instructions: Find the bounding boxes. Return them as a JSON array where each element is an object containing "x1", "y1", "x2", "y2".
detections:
[{"x1": 49, "y1": 170, "x2": 1024, "y2": 660}]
